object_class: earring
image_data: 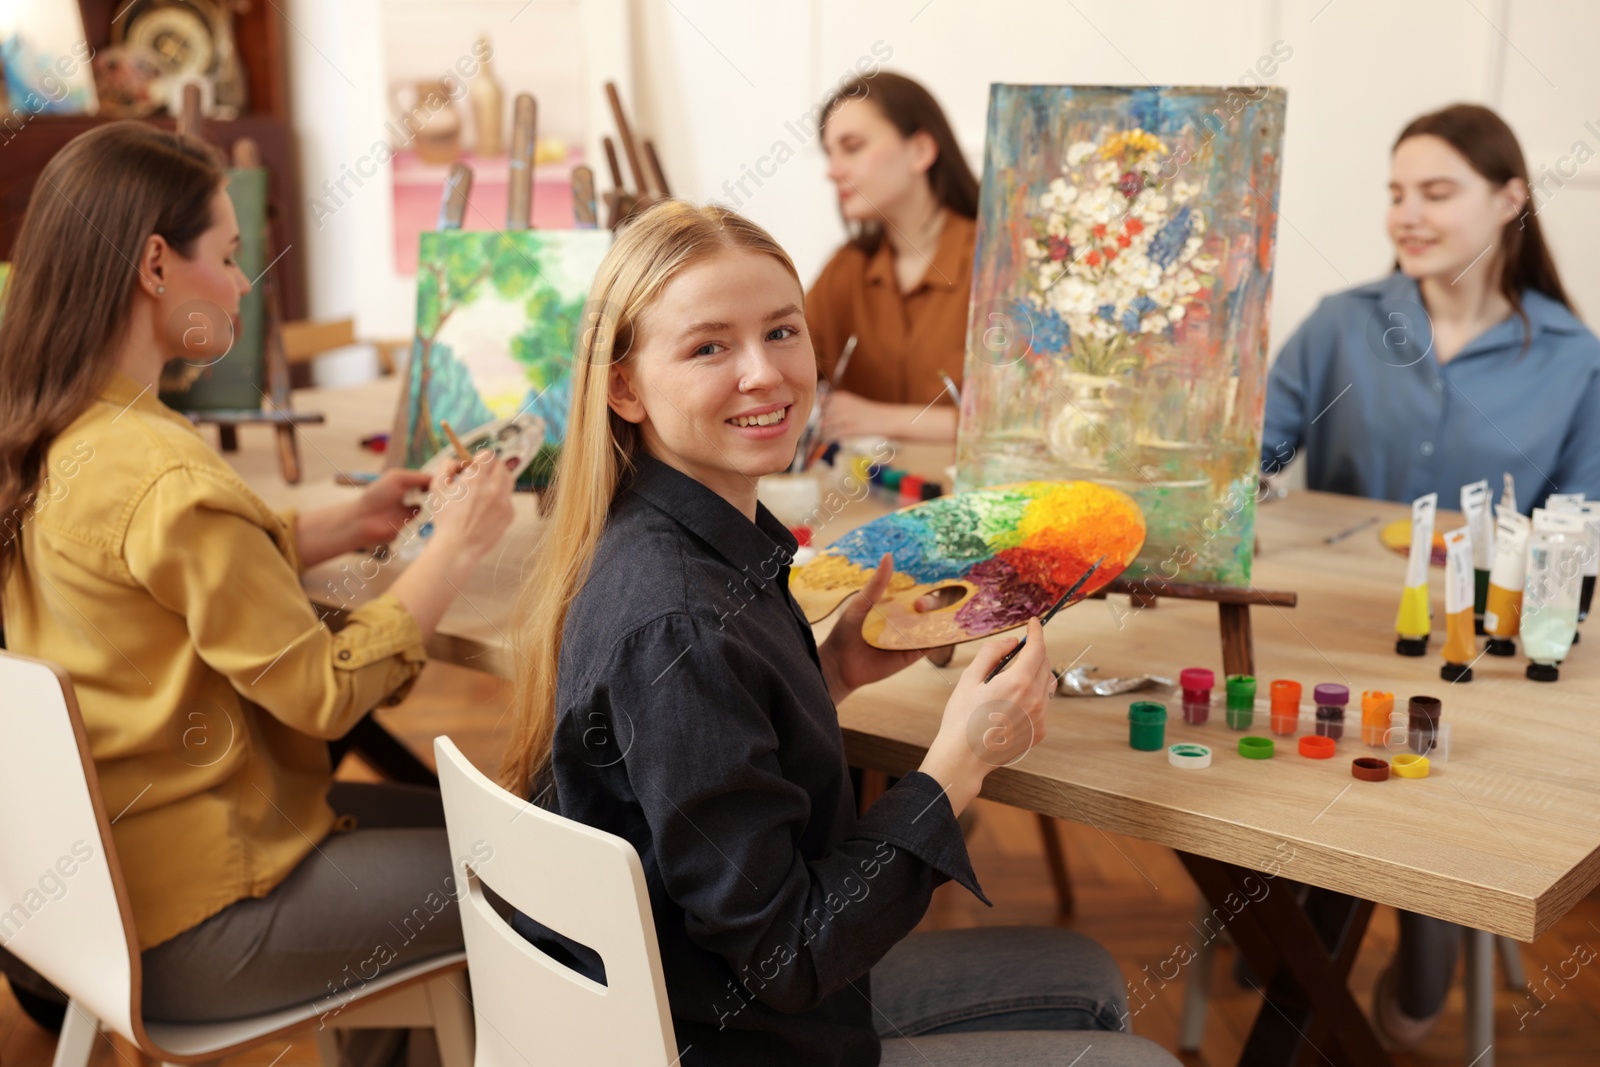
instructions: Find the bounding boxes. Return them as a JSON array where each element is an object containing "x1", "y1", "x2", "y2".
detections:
[{"x1": 156, "y1": 285, "x2": 166, "y2": 294}]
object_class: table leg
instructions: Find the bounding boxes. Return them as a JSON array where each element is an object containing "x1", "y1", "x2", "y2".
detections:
[
  {"x1": 1465, "y1": 927, "x2": 1495, "y2": 1067},
  {"x1": 1179, "y1": 852, "x2": 1388, "y2": 1067},
  {"x1": 330, "y1": 714, "x2": 439, "y2": 785}
]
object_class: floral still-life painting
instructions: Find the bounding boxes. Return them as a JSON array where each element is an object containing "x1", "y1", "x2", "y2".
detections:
[
  {"x1": 401, "y1": 229, "x2": 611, "y2": 483},
  {"x1": 956, "y1": 84, "x2": 1286, "y2": 586}
]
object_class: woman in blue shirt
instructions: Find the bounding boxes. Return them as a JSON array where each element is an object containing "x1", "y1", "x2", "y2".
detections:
[
  {"x1": 1261, "y1": 104, "x2": 1600, "y2": 1049},
  {"x1": 1261, "y1": 104, "x2": 1600, "y2": 514}
]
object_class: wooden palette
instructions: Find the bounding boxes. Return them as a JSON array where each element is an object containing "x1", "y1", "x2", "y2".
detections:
[
  {"x1": 790, "y1": 481, "x2": 1146, "y2": 650},
  {"x1": 1379, "y1": 517, "x2": 1461, "y2": 568}
]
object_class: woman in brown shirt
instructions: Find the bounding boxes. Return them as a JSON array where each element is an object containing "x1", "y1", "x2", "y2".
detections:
[{"x1": 807, "y1": 73, "x2": 979, "y2": 444}]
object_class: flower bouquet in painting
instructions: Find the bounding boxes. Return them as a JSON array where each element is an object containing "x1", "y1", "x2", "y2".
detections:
[{"x1": 957, "y1": 85, "x2": 1286, "y2": 586}]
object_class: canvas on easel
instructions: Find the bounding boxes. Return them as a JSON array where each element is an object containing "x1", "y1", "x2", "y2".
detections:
[
  {"x1": 957, "y1": 84, "x2": 1286, "y2": 588},
  {"x1": 397, "y1": 226, "x2": 611, "y2": 476}
]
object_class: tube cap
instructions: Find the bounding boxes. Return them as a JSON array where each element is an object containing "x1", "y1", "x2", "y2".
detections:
[
  {"x1": 1352, "y1": 757, "x2": 1391, "y2": 782},
  {"x1": 1238, "y1": 736, "x2": 1274, "y2": 760},
  {"x1": 1526, "y1": 662, "x2": 1560, "y2": 682},
  {"x1": 1392, "y1": 754, "x2": 1430, "y2": 778},
  {"x1": 1395, "y1": 636, "x2": 1429, "y2": 656},
  {"x1": 1179, "y1": 668, "x2": 1215, "y2": 691},
  {"x1": 1312, "y1": 683, "x2": 1349, "y2": 706},
  {"x1": 1440, "y1": 662, "x2": 1473, "y2": 683},
  {"x1": 1298, "y1": 735, "x2": 1336, "y2": 759},
  {"x1": 1168, "y1": 743, "x2": 1212, "y2": 769},
  {"x1": 1485, "y1": 637, "x2": 1517, "y2": 657}
]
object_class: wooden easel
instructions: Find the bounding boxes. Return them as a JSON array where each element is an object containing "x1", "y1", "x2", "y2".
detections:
[
  {"x1": 1100, "y1": 575, "x2": 1299, "y2": 678},
  {"x1": 600, "y1": 81, "x2": 668, "y2": 228}
]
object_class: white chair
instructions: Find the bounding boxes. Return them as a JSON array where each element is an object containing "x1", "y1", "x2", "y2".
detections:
[
  {"x1": 0, "y1": 648, "x2": 473, "y2": 1067},
  {"x1": 434, "y1": 736, "x2": 679, "y2": 1067}
]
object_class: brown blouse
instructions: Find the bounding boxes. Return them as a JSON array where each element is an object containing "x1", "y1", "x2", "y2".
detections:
[{"x1": 805, "y1": 209, "x2": 976, "y2": 408}]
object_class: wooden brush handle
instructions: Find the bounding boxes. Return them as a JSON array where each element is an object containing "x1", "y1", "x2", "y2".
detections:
[
  {"x1": 572, "y1": 166, "x2": 598, "y2": 228},
  {"x1": 604, "y1": 81, "x2": 649, "y2": 196},
  {"x1": 437, "y1": 163, "x2": 473, "y2": 230},
  {"x1": 507, "y1": 94, "x2": 537, "y2": 229}
]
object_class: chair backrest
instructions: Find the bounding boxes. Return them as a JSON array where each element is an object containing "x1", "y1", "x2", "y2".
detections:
[
  {"x1": 0, "y1": 650, "x2": 139, "y2": 1039},
  {"x1": 433, "y1": 738, "x2": 677, "y2": 1067}
]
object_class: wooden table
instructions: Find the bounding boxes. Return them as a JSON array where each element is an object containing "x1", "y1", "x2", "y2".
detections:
[{"x1": 231, "y1": 377, "x2": 1600, "y2": 1066}]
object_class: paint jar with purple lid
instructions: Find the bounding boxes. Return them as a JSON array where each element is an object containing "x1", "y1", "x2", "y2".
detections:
[
  {"x1": 1314, "y1": 684, "x2": 1348, "y2": 740},
  {"x1": 1408, "y1": 695, "x2": 1442, "y2": 754},
  {"x1": 1180, "y1": 668, "x2": 1214, "y2": 725}
]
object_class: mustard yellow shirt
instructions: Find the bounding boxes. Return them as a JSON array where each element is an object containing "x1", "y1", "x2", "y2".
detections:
[{"x1": 2, "y1": 373, "x2": 427, "y2": 949}]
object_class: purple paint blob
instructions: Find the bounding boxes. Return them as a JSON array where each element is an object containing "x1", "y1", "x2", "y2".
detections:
[{"x1": 955, "y1": 557, "x2": 1056, "y2": 631}]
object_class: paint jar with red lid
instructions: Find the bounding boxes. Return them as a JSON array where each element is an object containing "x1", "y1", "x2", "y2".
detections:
[{"x1": 1179, "y1": 668, "x2": 1213, "y2": 725}]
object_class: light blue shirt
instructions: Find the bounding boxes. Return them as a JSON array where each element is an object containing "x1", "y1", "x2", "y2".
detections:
[{"x1": 1260, "y1": 271, "x2": 1600, "y2": 514}]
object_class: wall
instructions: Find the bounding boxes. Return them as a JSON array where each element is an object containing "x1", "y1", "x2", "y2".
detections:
[{"x1": 287, "y1": 0, "x2": 1600, "y2": 361}]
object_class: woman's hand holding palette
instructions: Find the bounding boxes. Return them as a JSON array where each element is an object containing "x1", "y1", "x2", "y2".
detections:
[{"x1": 790, "y1": 481, "x2": 1146, "y2": 650}]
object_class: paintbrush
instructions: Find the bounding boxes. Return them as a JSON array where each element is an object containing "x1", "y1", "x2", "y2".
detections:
[
  {"x1": 1324, "y1": 516, "x2": 1381, "y2": 544},
  {"x1": 984, "y1": 556, "x2": 1104, "y2": 682},
  {"x1": 440, "y1": 420, "x2": 471, "y2": 465},
  {"x1": 831, "y1": 334, "x2": 858, "y2": 387},
  {"x1": 939, "y1": 371, "x2": 962, "y2": 407}
]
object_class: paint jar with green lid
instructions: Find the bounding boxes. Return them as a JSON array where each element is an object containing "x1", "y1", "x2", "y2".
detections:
[
  {"x1": 1226, "y1": 674, "x2": 1257, "y2": 730},
  {"x1": 1128, "y1": 702, "x2": 1167, "y2": 751}
]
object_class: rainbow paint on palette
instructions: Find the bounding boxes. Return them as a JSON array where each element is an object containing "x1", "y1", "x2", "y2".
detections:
[{"x1": 790, "y1": 482, "x2": 1146, "y2": 650}]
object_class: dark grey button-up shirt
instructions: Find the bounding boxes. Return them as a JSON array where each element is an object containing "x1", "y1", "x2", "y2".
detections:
[
  {"x1": 516, "y1": 454, "x2": 985, "y2": 1066},
  {"x1": 1260, "y1": 271, "x2": 1600, "y2": 512}
]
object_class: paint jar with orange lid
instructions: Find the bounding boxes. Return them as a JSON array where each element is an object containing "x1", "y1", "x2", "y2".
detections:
[
  {"x1": 1269, "y1": 679, "x2": 1300, "y2": 736},
  {"x1": 1361, "y1": 690, "x2": 1395, "y2": 746}
]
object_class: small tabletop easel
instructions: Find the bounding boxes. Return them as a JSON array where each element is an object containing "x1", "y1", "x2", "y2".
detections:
[{"x1": 1099, "y1": 575, "x2": 1299, "y2": 678}]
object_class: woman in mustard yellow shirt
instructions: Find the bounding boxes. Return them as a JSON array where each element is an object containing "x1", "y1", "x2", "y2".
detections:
[{"x1": 0, "y1": 123, "x2": 513, "y2": 1043}]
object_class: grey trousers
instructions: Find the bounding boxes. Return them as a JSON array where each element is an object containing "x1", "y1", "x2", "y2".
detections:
[
  {"x1": 874, "y1": 927, "x2": 1181, "y2": 1066},
  {"x1": 140, "y1": 782, "x2": 463, "y2": 1022}
]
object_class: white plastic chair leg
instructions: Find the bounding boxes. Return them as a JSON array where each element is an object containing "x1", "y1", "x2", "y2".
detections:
[
  {"x1": 426, "y1": 973, "x2": 475, "y2": 1067},
  {"x1": 1497, "y1": 934, "x2": 1526, "y2": 991},
  {"x1": 1465, "y1": 927, "x2": 1495, "y2": 1067},
  {"x1": 1177, "y1": 899, "x2": 1216, "y2": 1051},
  {"x1": 313, "y1": 1026, "x2": 341, "y2": 1067},
  {"x1": 52, "y1": 1002, "x2": 98, "y2": 1067}
]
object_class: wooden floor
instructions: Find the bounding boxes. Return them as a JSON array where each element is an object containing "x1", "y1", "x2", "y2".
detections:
[{"x1": 5, "y1": 662, "x2": 1598, "y2": 1066}]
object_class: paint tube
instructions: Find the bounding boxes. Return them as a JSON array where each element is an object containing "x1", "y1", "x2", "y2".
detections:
[
  {"x1": 1544, "y1": 494, "x2": 1596, "y2": 624},
  {"x1": 1482, "y1": 504, "x2": 1531, "y2": 655},
  {"x1": 1461, "y1": 479, "x2": 1492, "y2": 633},
  {"x1": 1579, "y1": 503, "x2": 1599, "y2": 623},
  {"x1": 1394, "y1": 493, "x2": 1436, "y2": 656},
  {"x1": 1439, "y1": 527, "x2": 1476, "y2": 681},
  {"x1": 1522, "y1": 508, "x2": 1586, "y2": 681}
]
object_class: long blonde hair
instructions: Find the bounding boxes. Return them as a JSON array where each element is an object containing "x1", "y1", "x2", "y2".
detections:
[{"x1": 502, "y1": 200, "x2": 802, "y2": 795}]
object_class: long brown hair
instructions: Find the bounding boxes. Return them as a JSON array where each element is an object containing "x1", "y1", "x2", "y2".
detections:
[
  {"x1": 1394, "y1": 104, "x2": 1574, "y2": 337},
  {"x1": 0, "y1": 122, "x2": 223, "y2": 587},
  {"x1": 820, "y1": 71, "x2": 979, "y2": 256},
  {"x1": 502, "y1": 200, "x2": 802, "y2": 795}
]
